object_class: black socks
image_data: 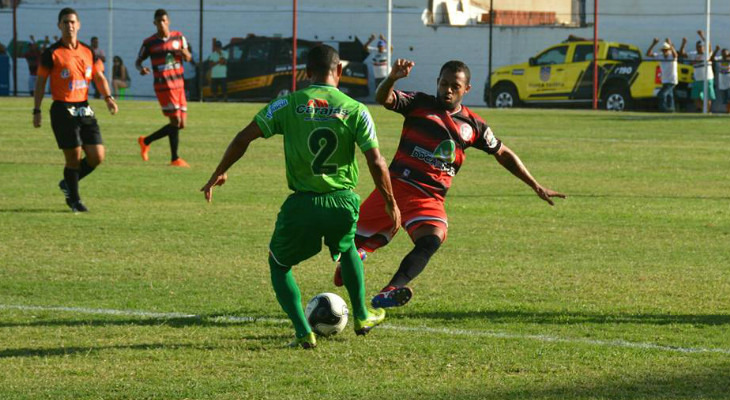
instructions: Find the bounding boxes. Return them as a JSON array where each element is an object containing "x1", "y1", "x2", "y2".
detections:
[
  {"x1": 389, "y1": 235, "x2": 442, "y2": 287},
  {"x1": 63, "y1": 167, "x2": 81, "y2": 202},
  {"x1": 144, "y1": 125, "x2": 180, "y2": 161},
  {"x1": 168, "y1": 126, "x2": 179, "y2": 161}
]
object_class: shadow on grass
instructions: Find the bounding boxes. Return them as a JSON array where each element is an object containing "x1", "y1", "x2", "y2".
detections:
[
  {"x1": 0, "y1": 208, "x2": 69, "y2": 214},
  {"x1": 0, "y1": 343, "x2": 215, "y2": 358},
  {"x1": 422, "y1": 361, "x2": 730, "y2": 400},
  {"x1": 0, "y1": 313, "x2": 284, "y2": 329},
  {"x1": 407, "y1": 309, "x2": 730, "y2": 326}
]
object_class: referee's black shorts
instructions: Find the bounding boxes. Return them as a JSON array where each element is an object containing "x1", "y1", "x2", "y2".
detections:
[{"x1": 50, "y1": 100, "x2": 103, "y2": 149}]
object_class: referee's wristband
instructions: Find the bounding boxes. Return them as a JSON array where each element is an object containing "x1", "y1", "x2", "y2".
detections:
[{"x1": 32, "y1": 108, "x2": 41, "y2": 115}]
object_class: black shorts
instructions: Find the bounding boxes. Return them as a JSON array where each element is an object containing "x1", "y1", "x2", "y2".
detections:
[{"x1": 50, "y1": 101, "x2": 103, "y2": 149}]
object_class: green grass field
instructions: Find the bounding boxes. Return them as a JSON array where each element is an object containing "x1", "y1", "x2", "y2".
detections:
[{"x1": 1, "y1": 96, "x2": 729, "y2": 399}]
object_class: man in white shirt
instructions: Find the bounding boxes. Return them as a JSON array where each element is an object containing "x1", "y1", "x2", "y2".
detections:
[
  {"x1": 681, "y1": 30, "x2": 715, "y2": 111},
  {"x1": 716, "y1": 48, "x2": 730, "y2": 114},
  {"x1": 646, "y1": 38, "x2": 684, "y2": 112},
  {"x1": 364, "y1": 34, "x2": 389, "y2": 88},
  {"x1": 207, "y1": 40, "x2": 227, "y2": 101}
]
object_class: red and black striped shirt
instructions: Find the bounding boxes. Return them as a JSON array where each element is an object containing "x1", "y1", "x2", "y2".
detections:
[
  {"x1": 137, "y1": 31, "x2": 188, "y2": 92},
  {"x1": 387, "y1": 90, "x2": 502, "y2": 201}
]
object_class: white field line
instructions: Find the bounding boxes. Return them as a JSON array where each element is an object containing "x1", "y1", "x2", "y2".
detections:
[{"x1": 2, "y1": 304, "x2": 729, "y2": 355}]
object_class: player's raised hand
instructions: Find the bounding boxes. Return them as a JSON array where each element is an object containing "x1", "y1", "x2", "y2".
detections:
[
  {"x1": 533, "y1": 185, "x2": 566, "y2": 206},
  {"x1": 201, "y1": 173, "x2": 228, "y2": 203},
  {"x1": 390, "y1": 59, "x2": 415, "y2": 81}
]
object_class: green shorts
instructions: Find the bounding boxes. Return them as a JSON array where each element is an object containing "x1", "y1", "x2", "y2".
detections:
[
  {"x1": 269, "y1": 190, "x2": 360, "y2": 267},
  {"x1": 691, "y1": 79, "x2": 716, "y2": 101}
]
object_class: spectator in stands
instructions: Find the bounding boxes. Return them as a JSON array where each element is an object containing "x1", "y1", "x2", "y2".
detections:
[
  {"x1": 646, "y1": 38, "x2": 684, "y2": 112},
  {"x1": 716, "y1": 48, "x2": 730, "y2": 114},
  {"x1": 206, "y1": 39, "x2": 227, "y2": 101},
  {"x1": 681, "y1": 30, "x2": 715, "y2": 111},
  {"x1": 90, "y1": 36, "x2": 106, "y2": 99},
  {"x1": 24, "y1": 36, "x2": 42, "y2": 96},
  {"x1": 111, "y1": 56, "x2": 130, "y2": 97},
  {"x1": 364, "y1": 34, "x2": 389, "y2": 88}
]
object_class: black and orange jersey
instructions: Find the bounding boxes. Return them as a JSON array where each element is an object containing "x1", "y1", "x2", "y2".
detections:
[
  {"x1": 37, "y1": 40, "x2": 103, "y2": 103},
  {"x1": 137, "y1": 31, "x2": 187, "y2": 92},
  {"x1": 386, "y1": 90, "x2": 502, "y2": 201}
]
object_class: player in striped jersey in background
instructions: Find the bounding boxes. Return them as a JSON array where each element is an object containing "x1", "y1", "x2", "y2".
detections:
[{"x1": 135, "y1": 9, "x2": 192, "y2": 167}]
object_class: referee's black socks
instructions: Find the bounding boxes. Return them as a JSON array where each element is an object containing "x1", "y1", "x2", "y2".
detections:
[
  {"x1": 78, "y1": 158, "x2": 95, "y2": 180},
  {"x1": 63, "y1": 167, "x2": 81, "y2": 202}
]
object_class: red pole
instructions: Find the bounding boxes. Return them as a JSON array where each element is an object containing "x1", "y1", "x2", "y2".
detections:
[
  {"x1": 292, "y1": 0, "x2": 298, "y2": 92},
  {"x1": 592, "y1": 0, "x2": 598, "y2": 109}
]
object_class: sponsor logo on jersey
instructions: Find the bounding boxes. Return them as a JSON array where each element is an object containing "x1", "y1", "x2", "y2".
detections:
[
  {"x1": 459, "y1": 124, "x2": 474, "y2": 142},
  {"x1": 540, "y1": 66, "x2": 551, "y2": 82},
  {"x1": 172, "y1": 40, "x2": 180, "y2": 50},
  {"x1": 85, "y1": 66, "x2": 92, "y2": 79},
  {"x1": 60, "y1": 68, "x2": 70, "y2": 79},
  {"x1": 411, "y1": 140, "x2": 457, "y2": 176},
  {"x1": 296, "y1": 98, "x2": 351, "y2": 121},
  {"x1": 265, "y1": 98, "x2": 289, "y2": 119}
]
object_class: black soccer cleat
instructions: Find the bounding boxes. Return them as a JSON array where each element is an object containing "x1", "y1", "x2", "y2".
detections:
[{"x1": 66, "y1": 199, "x2": 88, "y2": 213}]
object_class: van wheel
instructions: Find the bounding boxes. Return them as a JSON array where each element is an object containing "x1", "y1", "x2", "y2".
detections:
[
  {"x1": 602, "y1": 87, "x2": 632, "y2": 111},
  {"x1": 492, "y1": 84, "x2": 520, "y2": 108}
]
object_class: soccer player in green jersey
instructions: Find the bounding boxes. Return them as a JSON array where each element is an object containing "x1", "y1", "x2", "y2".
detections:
[{"x1": 201, "y1": 45, "x2": 401, "y2": 349}]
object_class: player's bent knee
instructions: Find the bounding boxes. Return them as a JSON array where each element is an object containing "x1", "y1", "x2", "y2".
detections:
[{"x1": 414, "y1": 235, "x2": 441, "y2": 257}]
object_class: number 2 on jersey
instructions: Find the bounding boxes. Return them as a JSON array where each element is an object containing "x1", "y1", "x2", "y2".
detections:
[{"x1": 308, "y1": 128, "x2": 338, "y2": 175}]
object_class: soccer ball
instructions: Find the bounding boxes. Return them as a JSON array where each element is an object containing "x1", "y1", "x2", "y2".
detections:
[{"x1": 305, "y1": 292, "x2": 349, "y2": 336}]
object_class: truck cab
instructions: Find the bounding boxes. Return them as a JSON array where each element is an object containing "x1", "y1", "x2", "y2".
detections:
[
  {"x1": 187, "y1": 36, "x2": 370, "y2": 101},
  {"x1": 485, "y1": 38, "x2": 693, "y2": 111}
]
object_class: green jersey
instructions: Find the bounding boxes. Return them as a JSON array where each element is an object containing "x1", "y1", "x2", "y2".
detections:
[{"x1": 254, "y1": 83, "x2": 378, "y2": 193}]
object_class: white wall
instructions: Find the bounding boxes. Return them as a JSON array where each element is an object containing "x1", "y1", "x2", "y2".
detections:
[{"x1": 2, "y1": 0, "x2": 728, "y2": 106}]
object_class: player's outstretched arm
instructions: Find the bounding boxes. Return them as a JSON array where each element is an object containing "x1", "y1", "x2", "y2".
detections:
[
  {"x1": 364, "y1": 148, "x2": 401, "y2": 235},
  {"x1": 201, "y1": 120, "x2": 263, "y2": 203},
  {"x1": 492, "y1": 144, "x2": 566, "y2": 206},
  {"x1": 375, "y1": 58, "x2": 415, "y2": 108}
]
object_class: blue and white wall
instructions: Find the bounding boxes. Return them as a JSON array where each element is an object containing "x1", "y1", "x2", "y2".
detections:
[{"x1": 2, "y1": 0, "x2": 728, "y2": 106}]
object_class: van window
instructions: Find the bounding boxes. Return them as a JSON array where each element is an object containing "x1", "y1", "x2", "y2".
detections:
[
  {"x1": 607, "y1": 46, "x2": 641, "y2": 62},
  {"x1": 573, "y1": 45, "x2": 594, "y2": 62},
  {"x1": 535, "y1": 46, "x2": 568, "y2": 65}
]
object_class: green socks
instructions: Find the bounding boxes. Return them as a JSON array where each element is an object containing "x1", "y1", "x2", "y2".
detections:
[
  {"x1": 269, "y1": 256, "x2": 311, "y2": 338},
  {"x1": 338, "y1": 245, "x2": 369, "y2": 321}
]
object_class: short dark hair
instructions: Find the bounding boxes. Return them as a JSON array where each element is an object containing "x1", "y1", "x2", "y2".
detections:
[
  {"x1": 58, "y1": 7, "x2": 78, "y2": 23},
  {"x1": 154, "y1": 9, "x2": 168, "y2": 20},
  {"x1": 91, "y1": 36, "x2": 98, "y2": 42},
  {"x1": 307, "y1": 44, "x2": 340, "y2": 77},
  {"x1": 439, "y1": 60, "x2": 471, "y2": 84}
]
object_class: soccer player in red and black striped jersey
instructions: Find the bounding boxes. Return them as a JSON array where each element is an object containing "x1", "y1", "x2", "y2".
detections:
[
  {"x1": 135, "y1": 9, "x2": 192, "y2": 167},
  {"x1": 334, "y1": 59, "x2": 565, "y2": 308},
  {"x1": 33, "y1": 8, "x2": 118, "y2": 212}
]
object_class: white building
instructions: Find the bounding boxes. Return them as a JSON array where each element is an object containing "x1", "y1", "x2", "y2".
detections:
[{"x1": 1, "y1": 0, "x2": 728, "y2": 106}]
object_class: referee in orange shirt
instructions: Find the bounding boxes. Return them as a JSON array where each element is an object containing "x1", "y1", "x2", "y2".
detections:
[{"x1": 33, "y1": 8, "x2": 118, "y2": 212}]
